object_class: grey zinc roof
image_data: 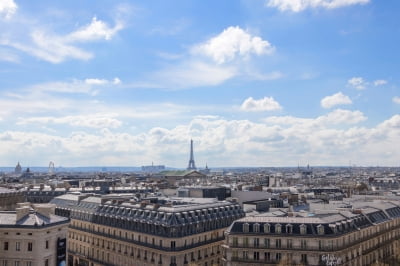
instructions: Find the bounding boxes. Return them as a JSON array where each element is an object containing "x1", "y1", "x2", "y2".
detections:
[{"x1": 0, "y1": 211, "x2": 68, "y2": 226}]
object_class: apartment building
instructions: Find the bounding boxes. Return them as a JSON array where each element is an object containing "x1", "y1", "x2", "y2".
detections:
[
  {"x1": 0, "y1": 203, "x2": 69, "y2": 266},
  {"x1": 222, "y1": 200, "x2": 400, "y2": 266},
  {"x1": 51, "y1": 193, "x2": 245, "y2": 266}
]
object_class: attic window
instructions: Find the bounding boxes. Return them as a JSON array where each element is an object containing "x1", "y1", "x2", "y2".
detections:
[
  {"x1": 243, "y1": 223, "x2": 250, "y2": 233},
  {"x1": 275, "y1": 224, "x2": 282, "y2": 234},
  {"x1": 254, "y1": 223, "x2": 260, "y2": 233},
  {"x1": 300, "y1": 224, "x2": 307, "y2": 235},
  {"x1": 317, "y1": 224, "x2": 325, "y2": 235},
  {"x1": 264, "y1": 223, "x2": 271, "y2": 233},
  {"x1": 286, "y1": 224, "x2": 293, "y2": 234}
]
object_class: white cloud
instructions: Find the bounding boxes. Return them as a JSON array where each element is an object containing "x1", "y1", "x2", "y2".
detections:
[
  {"x1": 266, "y1": 0, "x2": 369, "y2": 12},
  {"x1": 3, "y1": 113, "x2": 400, "y2": 167},
  {"x1": 145, "y1": 26, "x2": 275, "y2": 89},
  {"x1": 85, "y1": 77, "x2": 121, "y2": 86},
  {"x1": 153, "y1": 61, "x2": 236, "y2": 89},
  {"x1": 318, "y1": 109, "x2": 366, "y2": 124},
  {"x1": 193, "y1": 26, "x2": 274, "y2": 64},
  {"x1": 373, "y1": 79, "x2": 387, "y2": 86},
  {"x1": 321, "y1": 92, "x2": 352, "y2": 109},
  {"x1": 393, "y1": 97, "x2": 400, "y2": 104},
  {"x1": 67, "y1": 17, "x2": 123, "y2": 42},
  {"x1": 17, "y1": 114, "x2": 122, "y2": 129},
  {"x1": 241, "y1": 97, "x2": 282, "y2": 112},
  {"x1": 1, "y1": 16, "x2": 123, "y2": 63},
  {"x1": 0, "y1": 0, "x2": 17, "y2": 19},
  {"x1": 347, "y1": 77, "x2": 366, "y2": 90}
]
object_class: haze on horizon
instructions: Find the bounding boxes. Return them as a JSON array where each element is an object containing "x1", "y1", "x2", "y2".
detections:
[{"x1": 0, "y1": 0, "x2": 399, "y2": 168}]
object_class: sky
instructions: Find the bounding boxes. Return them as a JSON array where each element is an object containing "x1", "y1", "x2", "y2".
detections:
[{"x1": 0, "y1": 0, "x2": 399, "y2": 168}]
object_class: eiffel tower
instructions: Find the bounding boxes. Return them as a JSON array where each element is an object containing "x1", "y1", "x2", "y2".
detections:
[{"x1": 187, "y1": 139, "x2": 197, "y2": 171}]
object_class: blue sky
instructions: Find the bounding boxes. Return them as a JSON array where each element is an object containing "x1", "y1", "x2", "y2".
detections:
[{"x1": 0, "y1": 0, "x2": 399, "y2": 168}]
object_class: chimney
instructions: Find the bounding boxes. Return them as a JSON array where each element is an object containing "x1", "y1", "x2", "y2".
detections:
[
  {"x1": 33, "y1": 204, "x2": 55, "y2": 219},
  {"x1": 16, "y1": 206, "x2": 31, "y2": 221}
]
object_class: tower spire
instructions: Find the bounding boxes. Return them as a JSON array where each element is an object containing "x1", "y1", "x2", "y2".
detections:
[{"x1": 187, "y1": 139, "x2": 197, "y2": 171}]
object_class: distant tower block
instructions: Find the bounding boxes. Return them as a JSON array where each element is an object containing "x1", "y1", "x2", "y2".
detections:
[{"x1": 187, "y1": 139, "x2": 197, "y2": 171}]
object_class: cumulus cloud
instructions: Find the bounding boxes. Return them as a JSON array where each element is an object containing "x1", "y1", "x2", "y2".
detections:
[
  {"x1": 318, "y1": 109, "x2": 366, "y2": 124},
  {"x1": 241, "y1": 97, "x2": 282, "y2": 112},
  {"x1": 3, "y1": 113, "x2": 400, "y2": 167},
  {"x1": 193, "y1": 26, "x2": 274, "y2": 64},
  {"x1": 347, "y1": 77, "x2": 366, "y2": 90},
  {"x1": 393, "y1": 96, "x2": 400, "y2": 104},
  {"x1": 321, "y1": 92, "x2": 352, "y2": 109},
  {"x1": 373, "y1": 79, "x2": 387, "y2": 86},
  {"x1": 1, "y1": 16, "x2": 123, "y2": 63},
  {"x1": 0, "y1": 0, "x2": 17, "y2": 19},
  {"x1": 146, "y1": 26, "x2": 276, "y2": 89},
  {"x1": 266, "y1": 0, "x2": 370, "y2": 12}
]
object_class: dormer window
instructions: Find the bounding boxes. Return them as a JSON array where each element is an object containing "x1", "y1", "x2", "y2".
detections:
[
  {"x1": 300, "y1": 224, "x2": 307, "y2": 235},
  {"x1": 243, "y1": 223, "x2": 250, "y2": 233},
  {"x1": 317, "y1": 224, "x2": 325, "y2": 235},
  {"x1": 286, "y1": 224, "x2": 293, "y2": 234},
  {"x1": 264, "y1": 223, "x2": 271, "y2": 233},
  {"x1": 254, "y1": 223, "x2": 260, "y2": 233},
  {"x1": 275, "y1": 224, "x2": 282, "y2": 234}
]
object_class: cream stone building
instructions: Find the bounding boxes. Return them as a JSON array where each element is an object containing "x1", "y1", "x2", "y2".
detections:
[
  {"x1": 0, "y1": 203, "x2": 69, "y2": 266},
  {"x1": 51, "y1": 193, "x2": 245, "y2": 266},
  {"x1": 222, "y1": 200, "x2": 400, "y2": 266}
]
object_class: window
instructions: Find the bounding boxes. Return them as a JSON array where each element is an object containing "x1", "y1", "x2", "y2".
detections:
[
  {"x1": 243, "y1": 237, "x2": 249, "y2": 247},
  {"x1": 264, "y1": 252, "x2": 271, "y2": 262},
  {"x1": 14, "y1": 262, "x2": 19, "y2": 266},
  {"x1": 317, "y1": 224, "x2": 325, "y2": 235},
  {"x1": 254, "y1": 252, "x2": 260, "y2": 260},
  {"x1": 254, "y1": 223, "x2": 260, "y2": 233},
  {"x1": 26, "y1": 262, "x2": 32, "y2": 266},
  {"x1": 28, "y1": 242, "x2": 33, "y2": 251},
  {"x1": 287, "y1": 239, "x2": 292, "y2": 248},
  {"x1": 301, "y1": 239, "x2": 307, "y2": 249},
  {"x1": 300, "y1": 224, "x2": 307, "y2": 235},
  {"x1": 232, "y1": 237, "x2": 238, "y2": 247},
  {"x1": 264, "y1": 223, "x2": 271, "y2": 233},
  {"x1": 275, "y1": 224, "x2": 282, "y2": 234},
  {"x1": 301, "y1": 254, "x2": 308, "y2": 263},
  {"x1": 319, "y1": 240, "x2": 324, "y2": 250},
  {"x1": 171, "y1": 241, "x2": 176, "y2": 249},
  {"x1": 275, "y1": 239, "x2": 281, "y2": 248},
  {"x1": 242, "y1": 251, "x2": 248, "y2": 259},
  {"x1": 264, "y1": 238, "x2": 270, "y2": 248},
  {"x1": 253, "y1": 238, "x2": 259, "y2": 247},
  {"x1": 16, "y1": 242, "x2": 20, "y2": 251},
  {"x1": 45, "y1": 240, "x2": 49, "y2": 249},
  {"x1": 4, "y1": 242, "x2": 8, "y2": 250},
  {"x1": 286, "y1": 224, "x2": 293, "y2": 234},
  {"x1": 276, "y1": 253, "x2": 281, "y2": 262},
  {"x1": 243, "y1": 223, "x2": 249, "y2": 233},
  {"x1": 44, "y1": 259, "x2": 48, "y2": 266}
]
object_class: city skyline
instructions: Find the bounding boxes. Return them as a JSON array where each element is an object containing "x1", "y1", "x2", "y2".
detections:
[{"x1": 0, "y1": 0, "x2": 399, "y2": 167}]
